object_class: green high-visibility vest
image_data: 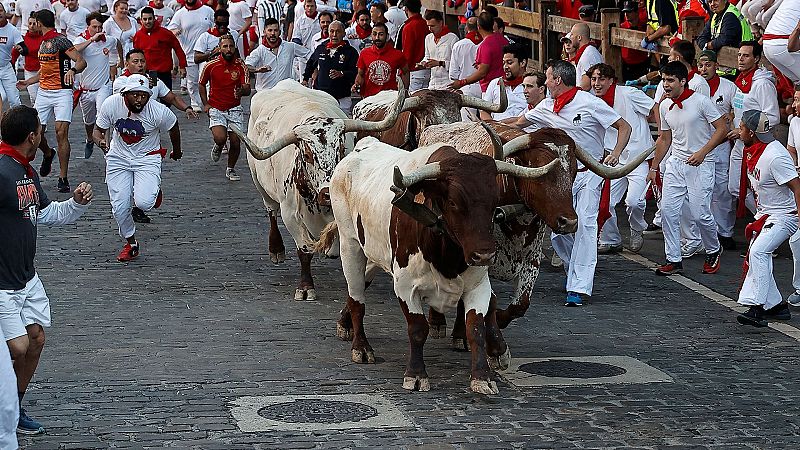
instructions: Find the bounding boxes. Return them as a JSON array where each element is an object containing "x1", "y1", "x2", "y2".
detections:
[
  {"x1": 647, "y1": 0, "x2": 678, "y2": 31},
  {"x1": 710, "y1": 4, "x2": 753, "y2": 42}
]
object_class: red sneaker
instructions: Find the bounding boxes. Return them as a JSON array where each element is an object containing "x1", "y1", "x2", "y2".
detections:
[
  {"x1": 117, "y1": 243, "x2": 140, "y2": 262},
  {"x1": 154, "y1": 189, "x2": 163, "y2": 209},
  {"x1": 702, "y1": 249, "x2": 722, "y2": 274},
  {"x1": 655, "y1": 261, "x2": 683, "y2": 276}
]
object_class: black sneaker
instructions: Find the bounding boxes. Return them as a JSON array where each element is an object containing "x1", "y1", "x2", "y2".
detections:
[
  {"x1": 718, "y1": 235, "x2": 737, "y2": 250},
  {"x1": 39, "y1": 148, "x2": 55, "y2": 177},
  {"x1": 643, "y1": 223, "x2": 662, "y2": 235},
  {"x1": 737, "y1": 305, "x2": 768, "y2": 327},
  {"x1": 132, "y1": 207, "x2": 151, "y2": 223},
  {"x1": 764, "y1": 302, "x2": 791, "y2": 321},
  {"x1": 702, "y1": 249, "x2": 722, "y2": 274},
  {"x1": 655, "y1": 261, "x2": 683, "y2": 276},
  {"x1": 57, "y1": 177, "x2": 70, "y2": 193}
]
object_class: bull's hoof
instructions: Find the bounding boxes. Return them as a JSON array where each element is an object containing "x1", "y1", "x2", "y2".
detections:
[
  {"x1": 487, "y1": 346, "x2": 512, "y2": 372},
  {"x1": 402, "y1": 376, "x2": 430, "y2": 392},
  {"x1": 452, "y1": 338, "x2": 469, "y2": 351},
  {"x1": 336, "y1": 323, "x2": 353, "y2": 341},
  {"x1": 470, "y1": 379, "x2": 499, "y2": 395},
  {"x1": 294, "y1": 288, "x2": 316, "y2": 301},
  {"x1": 430, "y1": 324, "x2": 447, "y2": 339},
  {"x1": 270, "y1": 252, "x2": 286, "y2": 264},
  {"x1": 351, "y1": 348, "x2": 375, "y2": 364}
]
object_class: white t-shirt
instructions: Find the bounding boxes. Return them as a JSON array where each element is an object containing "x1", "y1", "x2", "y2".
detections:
[
  {"x1": 227, "y1": 0, "x2": 252, "y2": 34},
  {"x1": 524, "y1": 89, "x2": 622, "y2": 164},
  {"x1": 59, "y1": 6, "x2": 90, "y2": 42},
  {"x1": 168, "y1": 5, "x2": 214, "y2": 66},
  {"x1": 603, "y1": 85, "x2": 655, "y2": 164},
  {"x1": 292, "y1": 13, "x2": 320, "y2": 50},
  {"x1": 113, "y1": 72, "x2": 171, "y2": 98},
  {"x1": 788, "y1": 115, "x2": 800, "y2": 151},
  {"x1": 423, "y1": 31, "x2": 458, "y2": 90},
  {"x1": 74, "y1": 34, "x2": 118, "y2": 89},
  {"x1": 15, "y1": 0, "x2": 53, "y2": 33},
  {"x1": 574, "y1": 44, "x2": 603, "y2": 82},
  {"x1": 96, "y1": 93, "x2": 177, "y2": 159},
  {"x1": 135, "y1": 5, "x2": 175, "y2": 27},
  {"x1": 659, "y1": 91, "x2": 723, "y2": 161},
  {"x1": 244, "y1": 41, "x2": 311, "y2": 90},
  {"x1": 79, "y1": 0, "x2": 104, "y2": 13},
  {"x1": 0, "y1": 22, "x2": 23, "y2": 68},
  {"x1": 384, "y1": 5, "x2": 405, "y2": 42},
  {"x1": 449, "y1": 37, "x2": 479, "y2": 96},
  {"x1": 765, "y1": 0, "x2": 800, "y2": 36},
  {"x1": 708, "y1": 76, "x2": 737, "y2": 117},
  {"x1": 345, "y1": 25, "x2": 370, "y2": 53},
  {"x1": 102, "y1": 15, "x2": 138, "y2": 56},
  {"x1": 484, "y1": 78, "x2": 527, "y2": 121},
  {"x1": 732, "y1": 69, "x2": 780, "y2": 129},
  {"x1": 748, "y1": 140, "x2": 799, "y2": 217},
  {"x1": 193, "y1": 31, "x2": 242, "y2": 56}
]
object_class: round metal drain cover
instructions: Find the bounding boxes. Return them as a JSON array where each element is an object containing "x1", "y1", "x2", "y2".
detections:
[
  {"x1": 519, "y1": 360, "x2": 627, "y2": 378},
  {"x1": 257, "y1": 399, "x2": 378, "y2": 424}
]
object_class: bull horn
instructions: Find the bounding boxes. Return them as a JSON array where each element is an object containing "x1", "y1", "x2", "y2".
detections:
[
  {"x1": 343, "y1": 78, "x2": 407, "y2": 132},
  {"x1": 501, "y1": 134, "x2": 534, "y2": 159},
  {"x1": 393, "y1": 162, "x2": 442, "y2": 189},
  {"x1": 400, "y1": 96, "x2": 423, "y2": 112},
  {"x1": 495, "y1": 158, "x2": 558, "y2": 179},
  {"x1": 574, "y1": 143, "x2": 657, "y2": 179},
  {"x1": 459, "y1": 79, "x2": 508, "y2": 113},
  {"x1": 230, "y1": 125, "x2": 299, "y2": 161},
  {"x1": 480, "y1": 122, "x2": 504, "y2": 160}
]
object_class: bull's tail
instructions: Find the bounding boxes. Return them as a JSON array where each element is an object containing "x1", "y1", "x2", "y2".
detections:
[{"x1": 312, "y1": 221, "x2": 339, "y2": 254}]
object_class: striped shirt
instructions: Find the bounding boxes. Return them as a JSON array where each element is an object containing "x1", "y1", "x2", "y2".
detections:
[{"x1": 255, "y1": 0, "x2": 284, "y2": 38}]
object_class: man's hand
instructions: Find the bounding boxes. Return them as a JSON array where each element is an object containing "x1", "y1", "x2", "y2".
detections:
[
  {"x1": 170, "y1": 148, "x2": 182, "y2": 160},
  {"x1": 686, "y1": 151, "x2": 705, "y2": 166},
  {"x1": 92, "y1": 32, "x2": 106, "y2": 42},
  {"x1": 203, "y1": 104, "x2": 211, "y2": 115},
  {"x1": 185, "y1": 108, "x2": 199, "y2": 120},
  {"x1": 351, "y1": 83, "x2": 361, "y2": 94},
  {"x1": 73, "y1": 182, "x2": 94, "y2": 205},
  {"x1": 97, "y1": 138, "x2": 108, "y2": 153},
  {"x1": 422, "y1": 60, "x2": 440, "y2": 69},
  {"x1": 329, "y1": 69, "x2": 343, "y2": 79},
  {"x1": 259, "y1": 65, "x2": 272, "y2": 73},
  {"x1": 727, "y1": 128, "x2": 741, "y2": 141},
  {"x1": 646, "y1": 169, "x2": 658, "y2": 184},
  {"x1": 64, "y1": 69, "x2": 75, "y2": 85},
  {"x1": 178, "y1": 67, "x2": 186, "y2": 78},
  {"x1": 603, "y1": 153, "x2": 619, "y2": 166},
  {"x1": 16, "y1": 80, "x2": 28, "y2": 90}
]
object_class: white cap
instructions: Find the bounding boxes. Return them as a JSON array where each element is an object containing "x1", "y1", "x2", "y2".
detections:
[
  {"x1": 121, "y1": 74, "x2": 152, "y2": 96},
  {"x1": 561, "y1": 33, "x2": 572, "y2": 43}
]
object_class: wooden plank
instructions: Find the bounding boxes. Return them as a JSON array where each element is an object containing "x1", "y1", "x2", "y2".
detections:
[
  {"x1": 717, "y1": 46, "x2": 738, "y2": 68},
  {"x1": 611, "y1": 27, "x2": 671, "y2": 56},
  {"x1": 601, "y1": 9, "x2": 622, "y2": 83},
  {"x1": 547, "y1": 15, "x2": 601, "y2": 38},
  {"x1": 505, "y1": 25, "x2": 537, "y2": 40},
  {"x1": 495, "y1": 6, "x2": 541, "y2": 29},
  {"x1": 421, "y1": 0, "x2": 443, "y2": 12}
]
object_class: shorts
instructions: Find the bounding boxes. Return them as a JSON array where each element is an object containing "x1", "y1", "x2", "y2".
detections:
[
  {"x1": 78, "y1": 83, "x2": 112, "y2": 125},
  {"x1": 209, "y1": 106, "x2": 244, "y2": 131},
  {"x1": 0, "y1": 273, "x2": 51, "y2": 341},
  {"x1": 35, "y1": 88, "x2": 73, "y2": 124}
]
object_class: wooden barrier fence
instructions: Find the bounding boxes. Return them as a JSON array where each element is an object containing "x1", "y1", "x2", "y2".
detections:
[{"x1": 421, "y1": 0, "x2": 739, "y2": 80}]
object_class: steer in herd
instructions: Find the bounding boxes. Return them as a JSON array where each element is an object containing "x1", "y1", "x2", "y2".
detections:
[
  {"x1": 232, "y1": 79, "x2": 405, "y2": 300},
  {"x1": 418, "y1": 122, "x2": 656, "y2": 346},
  {"x1": 314, "y1": 126, "x2": 559, "y2": 394},
  {"x1": 351, "y1": 85, "x2": 508, "y2": 149}
]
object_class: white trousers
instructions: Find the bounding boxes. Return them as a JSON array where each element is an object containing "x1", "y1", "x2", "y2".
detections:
[
  {"x1": 684, "y1": 145, "x2": 736, "y2": 244},
  {"x1": 652, "y1": 156, "x2": 668, "y2": 227},
  {"x1": 0, "y1": 341, "x2": 17, "y2": 450},
  {"x1": 551, "y1": 171, "x2": 602, "y2": 295},
  {"x1": 338, "y1": 96, "x2": 352, "y2": 114},
  {"x1": 599, "y1": 160, "x2": 649, "y2": 245},
  {"x1": 106, "y1": 154, "x2": 162, "y2": 239},
  {"x1": 0, "y1": 64, "x2": 21, "y2": 109},
  {"x1": 186, "y1": 64, "x2": 201, "y2": 109},
  {"x1": 662, "y1": 156, "x2": 720, "y2": 262},
  {"x1": 765, "y1": 38, "x2": 800, "y2": 83},
  {"x1": 78, "y1": 83, "x2": 112, "y2": 125},
  {"x1": 739, "y1": 214, "x2": 798, "y2": 309},
  {"x1": 24, "y1": 70, "x2": 40, "y2": 105},
  {"x1": 409, "y1": 71, "x2": 431, "y2": 92},
  {"x1": 459, "y1": 85, "x2": 482, "y2": 122},
  {"x1": 790, "y1": 229, "x2": 800, "y2": 292}
]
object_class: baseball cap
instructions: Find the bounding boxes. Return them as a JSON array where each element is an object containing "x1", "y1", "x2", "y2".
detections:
[
  {"x1": 121, "y1": 74, "x2": 152, "y2": 96},
  {"x1": 561, "y1": 32, "x2": 572, "y2": 43},
  {"x1": 742, "y1": 109, "x2": 776, "y2": 143},
  {"x1": 698, "y1": 49, "x2": 717, "y2": 62},
  {"x1": 579, "y1": 5, "x2": 596, "y2": 16},
  {"x1": 621, "y1": 1, "x2": 638, "y2": 12}
]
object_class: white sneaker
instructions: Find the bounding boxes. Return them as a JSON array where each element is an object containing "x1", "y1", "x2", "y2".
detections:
[
  {"x1": 681, "y1": 242, "x2": 705, "y2": 258},
  {"x1": 550, "y1": 252, "x2": 563, "y2": 268},
  {"x1": 788, "y1": 291, "x2": 800, "y2": 307},
  {"x1": 630, "y1": 230, "x2": 644, "y2": 253},
  {"x1": 226, "y1": 168, "x2": 241, "y2": 181},
  {"x1": 211, "y1": 144, "x2": 221, "y2": 162},
  {"x1": 221, "y1": 144, "x2": 229, "y2": 155}
]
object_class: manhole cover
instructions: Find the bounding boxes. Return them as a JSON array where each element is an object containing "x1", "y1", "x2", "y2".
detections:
[
  {"x1": 518, "y1": 360, "x2": 627, "y2": 378},
  {"x1": 257, "y1": 399, "x2": 378, "y2": 424}
]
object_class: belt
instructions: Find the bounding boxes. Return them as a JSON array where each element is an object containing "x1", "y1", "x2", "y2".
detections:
[
  {"x1": 146, "y1": 148, "x2": 168, "y2": 158},
  {"x1": 762, "y1": 34, "x2": 790, "y2": 40}
]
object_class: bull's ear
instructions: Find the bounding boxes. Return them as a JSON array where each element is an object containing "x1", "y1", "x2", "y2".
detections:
[{"x1": 302, "y1": 144, "x2": 315, "y2": 164}]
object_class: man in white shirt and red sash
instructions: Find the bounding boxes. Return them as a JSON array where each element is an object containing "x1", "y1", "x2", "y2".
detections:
[
  {"x1": 512, "y1": 59, "x2": 632, "y2": 307},
  {"x1": 566, "y1": 22, "x2": 602, "y2": 91},
  {"x1": 736, "y1": 109, "x2": 800, "y2": 327},
  {"x1": 648, "y1": 61, "x2": 729, "y2": 277}
]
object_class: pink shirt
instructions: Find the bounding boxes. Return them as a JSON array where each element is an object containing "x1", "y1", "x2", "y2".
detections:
[{"x1": 475, "y1": 32, "x2": 508, "y2": 92}]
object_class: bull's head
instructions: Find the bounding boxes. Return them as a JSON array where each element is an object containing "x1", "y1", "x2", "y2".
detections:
[
  {"x1": 401, "y1": 81, "x2": 509, "y2": 128},
  {"x1": 391, "y1": 125, "x2": 558, "y2": 266}
]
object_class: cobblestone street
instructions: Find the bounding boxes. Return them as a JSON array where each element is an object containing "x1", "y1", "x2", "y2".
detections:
[{"x1": 15, "y1": 95, "x2": 800, "y2": 449}]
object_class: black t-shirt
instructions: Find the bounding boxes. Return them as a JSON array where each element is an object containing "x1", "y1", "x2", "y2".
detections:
[
  {"x1": 0, "y1": 155, "x2": 51, "y2": 290},
  {"x1": 654, "y1": 0, "x2": 679, "y2": 33}
]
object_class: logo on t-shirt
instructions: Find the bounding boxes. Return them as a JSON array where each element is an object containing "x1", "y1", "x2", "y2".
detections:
[
  {"x1": 715, "y1": 95, "x2": 723, "y2": 104},
  {"x1": 572, "y1": 114, "x2": 582, "y2": 125},
  {"x1": 368, "y1": 59, "x2": 392, "y2": 86},
  {"x1": 16, "y1": 179, "x2": 40, "y2": 224},
  {"x1": 0, "y1": 37, "x2": 7, "y2": 45},
  {"x1": 114, "y1": 118, "x2": 146, "y2": 145}
]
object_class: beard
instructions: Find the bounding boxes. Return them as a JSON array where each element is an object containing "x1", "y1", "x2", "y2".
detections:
[{"x1": 222, "y1": 52, "x2": 234, "y2": 61}]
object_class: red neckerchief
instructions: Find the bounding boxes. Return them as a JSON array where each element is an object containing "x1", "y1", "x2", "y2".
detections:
[
  {"x1": 553, "y1": 87, "x2": 579, "y2": 114},
  {"x1": 570, "y1": 43, "x2": 590, "y2": 63},
  {"x1": 305, "y1": 10, "x2": 318, "y2": 19},
  {"x1": 42, "y1": 29, "x2": 60, "y2": 41},
  {"x1": 354, "y1": 24, "x2": 371, "y2": 39},
  {"x1": 465, "y1": 31, "x2": 481, "y2": 44},
  {"x1": 0, "y1": 141, "x2": 34, "y2": 178},
  {"x1": 527, "y1": 103, "x2": 534, "y2": 110},
  {"x1": 326, "y1": 40, "x2": 345, "y2": 49},
  {"x1": 687, "y1": 68, "x2": 698, "y2": 81},
  {"x1": 148, "y1": 1, "x2": 158, "y2": 6},
  {"x1": 598, "y1": 179, "x2": 612, "y2": 230},
  {"x1": 434, "y1": 25, "x2": 451, "y2": 41},
  {"x1": 707, "y1": 74, "x2": 720, "y2": 96},
  {"x1": 735, "y1": 67, "x2": 756, "y2": 94},
  {"x1": 668, "y1": 88, "x2": 694, "y2": 110},
  {"x1": 320, "y1": 30, "x2": 329, "y2": 40},
  {"x1": 184, "y1": 0, "x2": 203, "y2": 10},
  {"x1": 745, "y1": 141, "x2": 768, "y2": 174},
  {"x1": 741, "y1": 213, "x2": 771, "y2": 283},
  {"x1": 262, "y1": 37, "x2": 281, "y2": 48},
  {"x1": 122, "y1": 69, "x2": 132, "y2": 76},
  {"x1": 208, "y1": 27, "x2": 222, "y2": 37},
  {"x1": 80, "y1": 29, "x2": 106, "y2": 42},
  {"x1": 736, "y1": 141, "x2": 769, "y2": 218},
  {"x1": 504, "y1": 76, "x2": 523, "y2": 89},
  {"x1": 599, "y1": 83, "x2": 616, "y2": 107}
]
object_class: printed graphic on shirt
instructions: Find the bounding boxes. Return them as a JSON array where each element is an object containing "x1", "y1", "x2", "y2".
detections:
[
  {"x1": 115, "y1": 117, "x2": 147, "y2": 145},
  {"x1": 16, "y1": 178, "x2": 40, "y2": 224},
  {"x1": 368, "y1": 59, "x2": 392, "y2": 85},
  {"x1": 38, "y1": 33, "x2": 75, "y2": 90}
]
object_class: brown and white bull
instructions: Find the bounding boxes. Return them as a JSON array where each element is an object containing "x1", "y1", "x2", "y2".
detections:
[
  {"x1": 418, "y1": 122, "x2": 656, "y2": 346},
  {"x1": 314, "y1": 126, "x2": 558, "y2": 394},
  {"x1": 232, "y1": 79, "x2": 405, "y2": 300},
  {"x1": 351, "y1": 86, "x2": 508, "y2": 149}
]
